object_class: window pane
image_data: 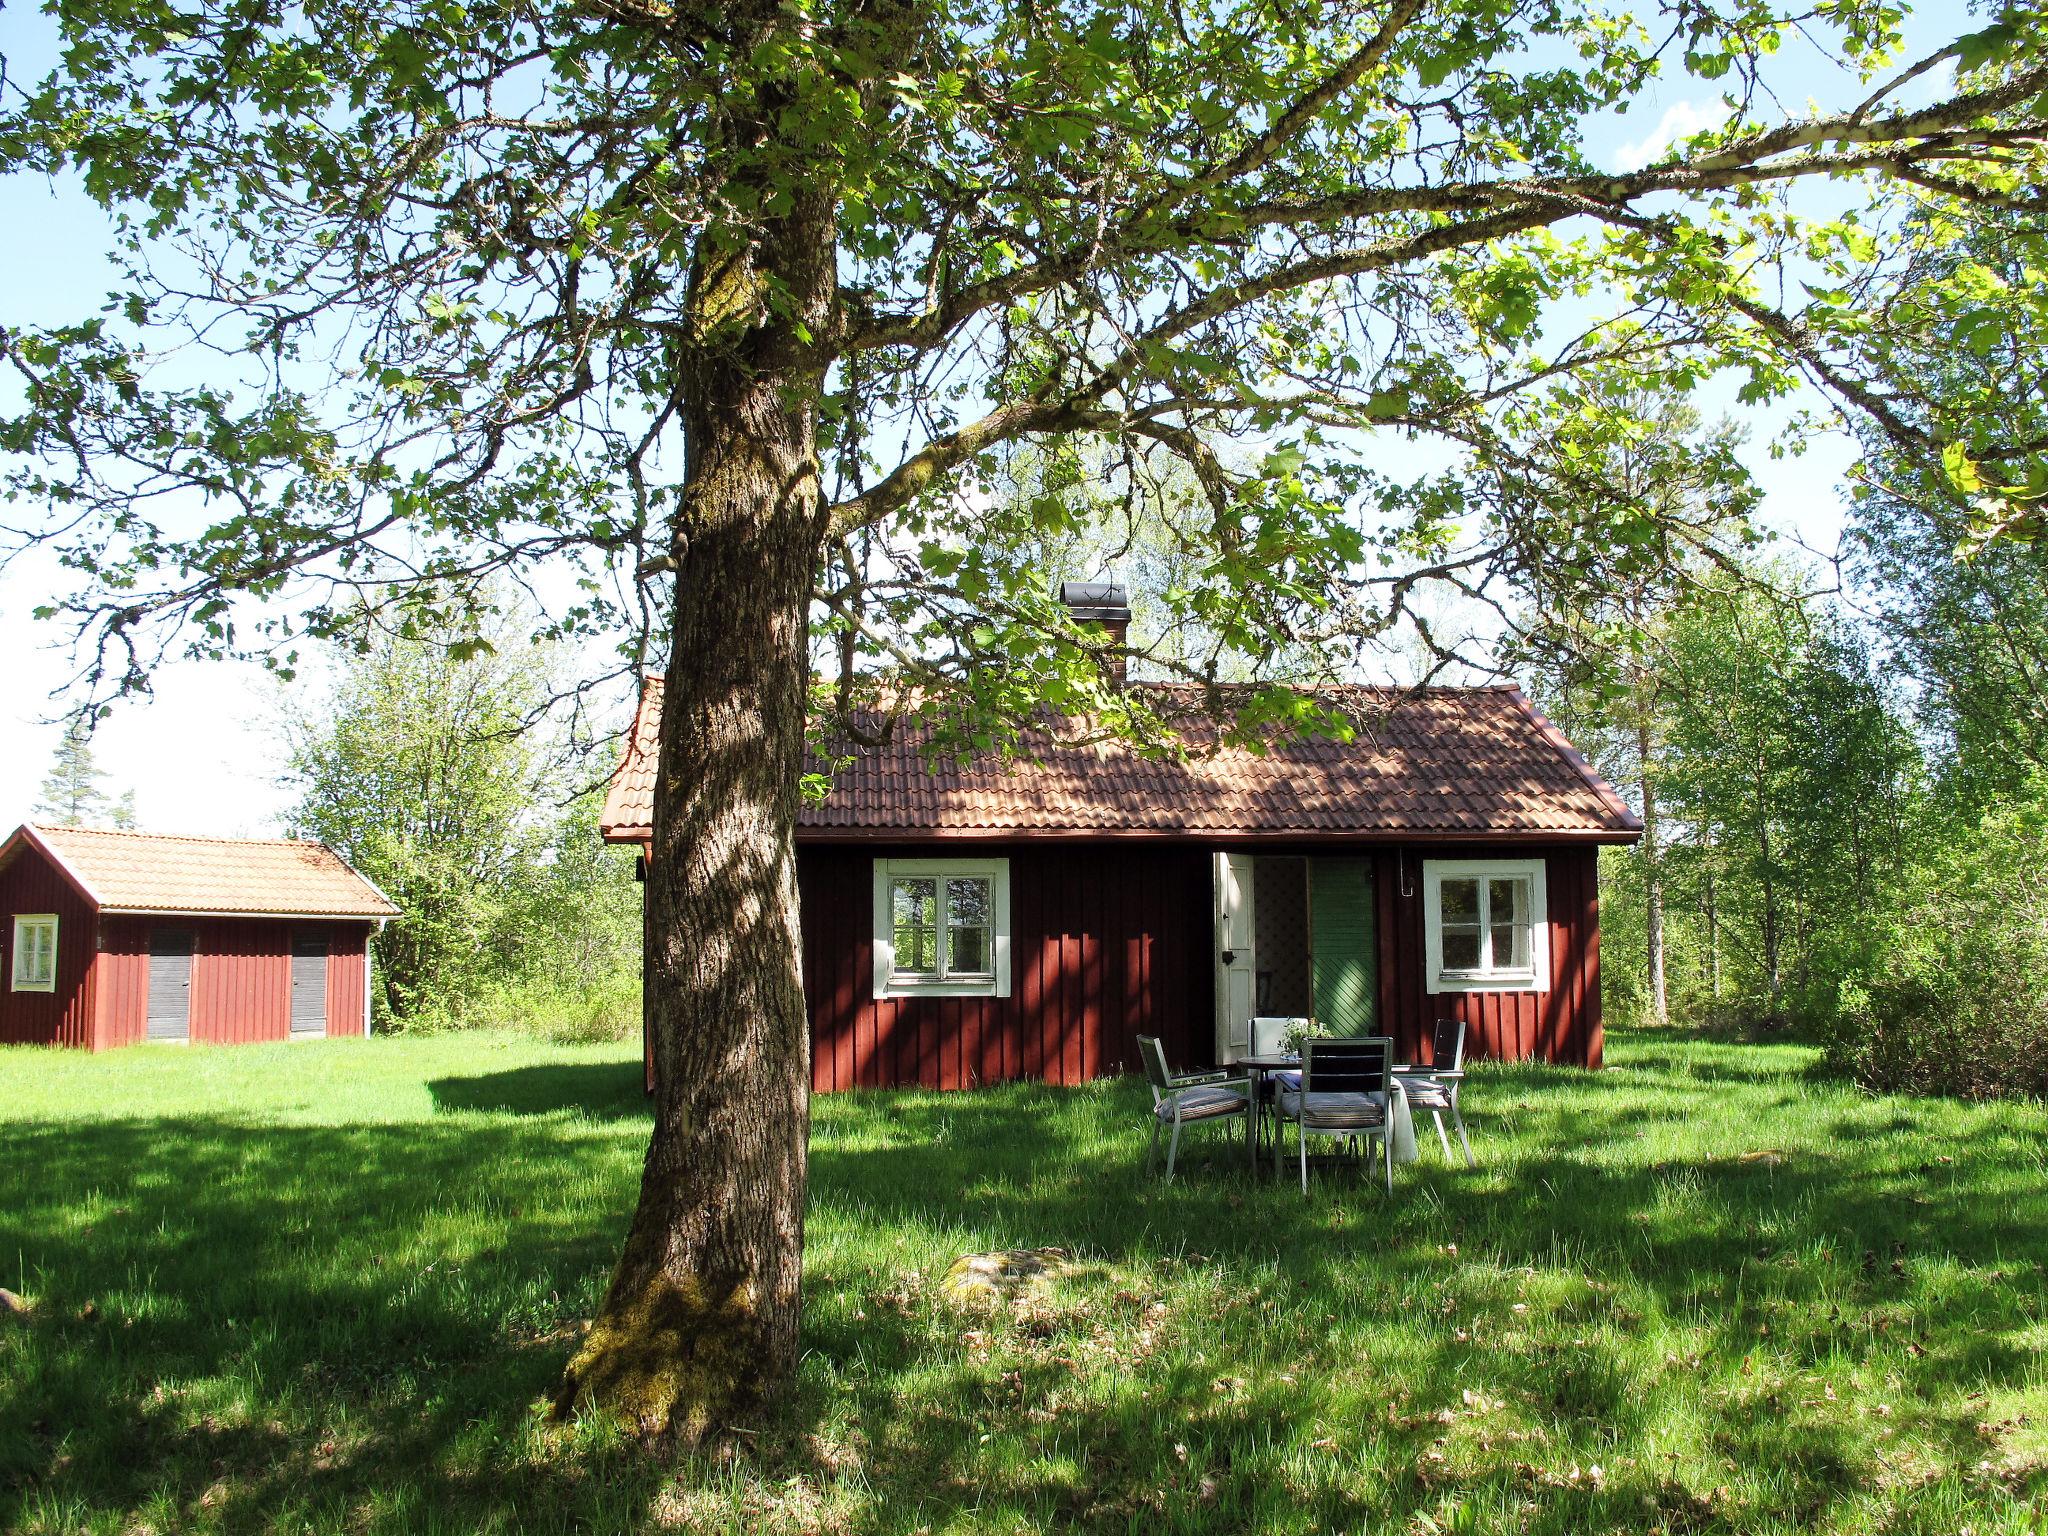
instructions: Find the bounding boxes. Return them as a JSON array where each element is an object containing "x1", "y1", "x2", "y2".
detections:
[
  {"x1": 1440, "y1": 878, "x2": 1480, "y2": 923},
  {"x1": 1488, "y1": 878, "x2": 1527, "y2": 927},
  {"x1": 893, "y1": 923, "x2": 937, "y2": 974},
  {"x1": 946, "y1": 877, "x2": 990, "y2": 926},
  {"x1": 891, "y1": 878, "x2": 938, "y2": 975},
  {"x1": 949, "y1": 924, "x2": 989, "y2": 974},
  {"x1": 1441, "y1": 926, "x2": 1482, "y2": 972},
  {"x1": 1488, "y1": 878, "x2": 1532, "y2": 971},
  {"x1": 892, "y1": 878, "x2": 936, "y2": 926}
]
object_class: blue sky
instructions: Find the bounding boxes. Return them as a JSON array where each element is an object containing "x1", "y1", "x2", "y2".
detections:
[{"x1": 0, "y1": 5, "x2": 1958, "y2": 833}]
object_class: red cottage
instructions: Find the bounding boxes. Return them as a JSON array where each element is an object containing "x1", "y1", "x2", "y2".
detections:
[
  {"x1": 0, "y1": 824, "x2": 400, "y2": 1049},
  {"x1": 603, "y1": 626, "x2": 1640, "y2": 1094}
]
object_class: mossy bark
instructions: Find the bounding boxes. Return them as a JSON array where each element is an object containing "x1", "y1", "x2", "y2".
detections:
[{"x1": 557, "y1": 165, "x2": 837, "y2": 1444}]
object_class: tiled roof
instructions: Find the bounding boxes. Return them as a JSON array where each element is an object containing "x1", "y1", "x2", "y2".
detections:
[
  {"x1": 601, "y1": 676, "x2": 1640, "y2": 842},
  {"x1": 5, "y1": 824, "x2": 401, "y2": 918}
]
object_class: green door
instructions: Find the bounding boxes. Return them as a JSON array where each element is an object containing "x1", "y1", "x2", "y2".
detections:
[{"x1": 1310, "y1": 857, "x2": 1377, "y2": 1035}]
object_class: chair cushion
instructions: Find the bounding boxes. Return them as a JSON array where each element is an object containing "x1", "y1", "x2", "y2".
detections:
[
  {"x1": 1156, "y1": 1085, "x2": 1247, "y2": 1121},
  {"x1": 1277, "y1": 1090, "x2": 1385, "y2": 1129},
  {"x1": 1401, "y1": 1078, "x2": 1453, "y2": 1110}
]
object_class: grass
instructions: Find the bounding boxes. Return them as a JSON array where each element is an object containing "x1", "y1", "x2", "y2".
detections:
[{"x1": 1, "y1": 1028, "x2": 2045, "y2": 1535}]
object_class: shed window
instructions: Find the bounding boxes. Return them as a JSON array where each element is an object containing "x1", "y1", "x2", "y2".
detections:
[
  {"x1": 11, "y1": 914, "x2": 58, "y2": 993},
  {"x1": 872, "y1": 859, "x2": 1011, "y2": 998},
  {"x1": 1421, "y1": 860, "x2": 1548, "y2": 993}
]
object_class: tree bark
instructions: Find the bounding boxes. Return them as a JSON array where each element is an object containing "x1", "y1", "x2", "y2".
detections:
[
  {"x1": 1754, "y1": 751, "x2": 1782, "y2": 1009},
  {"x1": 1703, "y1": 831, "x2": 1721, "y2": 1000},
  {"x1": 1635, "y1": 707, "x2": 1667, "y2": 1026},
  {"x1": 556, "y1": 175, "x2": 837, "y2": 1443}
]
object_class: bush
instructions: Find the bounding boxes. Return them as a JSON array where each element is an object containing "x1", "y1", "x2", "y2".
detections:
[
  {"x1": 1824, "y1": 979, "x2": 2048, "y2": 1101},
  {"x1": 1815, "y1": 787, "x2": 2048, "y2": 1102},
  {"x1": 393, "y1": 972, "x2": 641, "y2": 1044}
]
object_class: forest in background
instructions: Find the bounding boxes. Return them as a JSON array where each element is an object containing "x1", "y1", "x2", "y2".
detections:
[{"x1": 1531, "y1": 436, "x2": 2048, "y2": 1100}]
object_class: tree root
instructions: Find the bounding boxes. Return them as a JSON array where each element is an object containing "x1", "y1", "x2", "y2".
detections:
[{"x1": 554, "y1": 1273, "x2": 765, "y2": 1447}]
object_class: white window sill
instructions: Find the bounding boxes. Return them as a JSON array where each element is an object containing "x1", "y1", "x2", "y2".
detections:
[
  {"x1": 1431, "y1": 970, "x2": 1541, "y2": 994},
  {"x1": 879, "y1": 976, "x2": 1001, "y2": 999}
]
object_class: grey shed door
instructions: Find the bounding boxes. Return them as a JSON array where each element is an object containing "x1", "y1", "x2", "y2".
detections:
[
  {"x1": 147, "y1": 929, "x2": 195, "y2": 1041},
  {"x1": 291, "y1": 933, "x2": 328, "y2": 1037}
]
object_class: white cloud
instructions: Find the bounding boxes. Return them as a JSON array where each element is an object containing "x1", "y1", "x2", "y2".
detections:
[{"x1": 1613, "y1": 99, "x2": 1735, "y2": 173}]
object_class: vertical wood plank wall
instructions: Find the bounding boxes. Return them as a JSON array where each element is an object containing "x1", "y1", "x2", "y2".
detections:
[
  {"x1": 94, "y1": 917, "x2": 152, "y2": 1048},
  {"x1": 799, "y1": 842, "x2": 1215, "y2": 1092},
  {"x1": 326, "y1": 931, "x2": 368, "y2": 1037},
  {"x1": 1374, "y1": 844, "x2": 1602, "y2": 1069},
  {"x1": 93, "y1": 916, "x2": 376, "y2": 1048},
  {"x1": 0, "y1": 847, "x2": 99, "y2": 1047},
  {"x1": 792, "y1": 839, "x2": 1602, "y2": 1093}
]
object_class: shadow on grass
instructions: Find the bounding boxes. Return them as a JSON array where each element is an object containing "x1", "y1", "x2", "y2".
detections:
[
  {"x1": 428, "y1": 1060, "x2": 652, "y2": 1120},
  {"x1": 1, "y1": 1045, "x2": 2044, "y2": 1534}
]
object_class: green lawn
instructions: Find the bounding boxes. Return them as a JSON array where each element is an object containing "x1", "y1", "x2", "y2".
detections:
[{"x1": 1, "y1": 1029, "x2": 2044, "y2": 1535}]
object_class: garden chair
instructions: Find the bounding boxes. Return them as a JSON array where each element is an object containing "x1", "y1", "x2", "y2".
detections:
[
  {"x1": 1397, "y1": 1017, "x2": 1475, "y2": 1167},
  {"x1": 1137, "y1": 1035, "x2": 1250, "y2": 1184},
  {"x1": 1275, "y1": 1035, "x2": 1396, "y2": 1195},
  {"x1": 1247, "y1": 1016, "x2": 1307, "y2": 1148}
]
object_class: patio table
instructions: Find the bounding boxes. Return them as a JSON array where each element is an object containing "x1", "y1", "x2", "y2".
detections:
[{"x1": 1227, "y1": 1052, "x2": 1420, "y2": 1175}]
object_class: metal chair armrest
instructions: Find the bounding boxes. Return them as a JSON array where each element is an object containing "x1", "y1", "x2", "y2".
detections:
[
  {"x1": 1395, "y1": 1065, "x2": 1464, "y2": 1081},
  {"x1": 1170, "y1": 1069, "x2": 1249, "y2": 1090}
]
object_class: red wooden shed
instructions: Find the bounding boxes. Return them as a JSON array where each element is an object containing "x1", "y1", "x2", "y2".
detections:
[
  {"x1": 602, "y1": 652, "x2": 1641, "y2": 1095},
  {"x1": 0, "y1": 824, "x2": 399, "y2": 1049}
]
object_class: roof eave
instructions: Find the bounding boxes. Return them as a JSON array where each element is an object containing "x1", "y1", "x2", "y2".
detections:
[
  {"x1": 95, "y1": 905, "x2": 400, "y2": 921},
  {"x1": 604, "y1": 823, "x2": 1640, "y2": 846},
  {"x1": 9, "y1": 824, "x2": 106, "y2": 909}
]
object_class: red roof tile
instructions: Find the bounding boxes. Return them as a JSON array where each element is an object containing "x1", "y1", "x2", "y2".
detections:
[
  {"x1": 602, "y1": 677, "x2": 1640, "y2": 843},
  {"x1": 3, "y1": 824, "x2": 401, "y2": 918}
]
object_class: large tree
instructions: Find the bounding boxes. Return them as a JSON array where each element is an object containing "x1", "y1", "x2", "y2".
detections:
[{"x1": 5, "y1": 0, "x2": 2047, "y2": 1442}]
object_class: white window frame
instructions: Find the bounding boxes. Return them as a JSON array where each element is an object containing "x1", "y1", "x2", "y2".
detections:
[
  {"x1": 11, "y1": 914, "x2": 59, "y2": 993},
  {"x1": 1421, "y1": 859, "x2": 1549, "y2": 994},
  {"x1": 872, "y1": 858, "x2": 1012, "y2": 999}
]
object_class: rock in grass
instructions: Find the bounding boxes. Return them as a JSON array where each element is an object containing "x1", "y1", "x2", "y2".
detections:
[
  {"x1": 939, "y1": 1248, "x2": 1073, "y2": 1308},
  {"x1": 0, "y1": 1288, "x2": 31, "y2": 1319}
]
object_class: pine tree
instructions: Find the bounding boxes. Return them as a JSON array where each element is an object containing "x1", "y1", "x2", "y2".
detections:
[{"x1": 34, "y1": 722, "x2": 111, "y2": 826}]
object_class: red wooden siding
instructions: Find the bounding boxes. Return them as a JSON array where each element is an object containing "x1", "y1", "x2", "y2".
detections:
[
  {"x1": 1374, "y1": 845, "x2": 1601, "y2": 1068},
  {"x1": 326, "y1": 930, "x2": 368, "y2": 1037},
  {"x1": 782, "y1": 847, "x2": 1597, "y2": 1089},
  {"x1": 645, "y1": 838, "x2": 1604, "y2": 1093},
  {"x1": 95, "y1": 916, "x2": 153, "y2": 1049},
  {"x1": 798, "y1": 842, "x2": 1214, "y2": 1092},
  {"x1": 84, "y1": 915, "x2": 377, "y2": 1049},
  {"x1": 0, "y1": 843, "x2": 99, "y2": 1048}
]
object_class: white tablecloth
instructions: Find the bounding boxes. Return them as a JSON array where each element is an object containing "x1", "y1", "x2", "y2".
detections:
[{"x1": 1385, "y1": 1079, "x2": 1419, "y2": 1165}]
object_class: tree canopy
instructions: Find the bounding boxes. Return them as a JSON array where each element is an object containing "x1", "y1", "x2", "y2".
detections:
[{"x1": 4, "y1": 0, "x2": 2045, "y2": 733}]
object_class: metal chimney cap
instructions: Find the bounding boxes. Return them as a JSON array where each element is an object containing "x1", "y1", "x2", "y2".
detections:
[{"x1": 1059, "y1": 580, "x2": 1131, "y2": 616}]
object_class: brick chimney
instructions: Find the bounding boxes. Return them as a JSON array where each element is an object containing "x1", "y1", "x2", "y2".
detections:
[{"x1": 1060, "y1": 580, "x2": 1132, "y2": 688}]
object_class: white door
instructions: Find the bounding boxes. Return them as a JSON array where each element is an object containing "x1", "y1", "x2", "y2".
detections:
[{"x1": 1213, "y1": 851, "x2": 1258, "y2": 1064}]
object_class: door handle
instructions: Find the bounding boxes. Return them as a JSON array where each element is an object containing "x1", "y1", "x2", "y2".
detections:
[{"x1": 1220, "y1": 949, "x2": 1236, "y2": 965}]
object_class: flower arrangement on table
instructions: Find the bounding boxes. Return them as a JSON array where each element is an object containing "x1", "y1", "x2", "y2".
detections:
[{"x1": 1280, "y1": 1017, "x2": 1332, "y2": 1056}]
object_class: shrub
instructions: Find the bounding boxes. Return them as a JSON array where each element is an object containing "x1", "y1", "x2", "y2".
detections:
[{"x1": 1816, "y1": 788, "x2": 2048, "y2": 1101}]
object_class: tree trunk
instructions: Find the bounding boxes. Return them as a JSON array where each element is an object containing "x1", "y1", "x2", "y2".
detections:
[
  {"x1": 1635, "y1": 710, "x2": 1667, "y2": 1026},
  {"x1": 556, "y1": 182, "x2": 836, "y2": 1444},
  {"x1": 1703, "y1": 833, "x2": 1721, "y2": 1000},
  {"x1": 1755, "y1": 752, "x2": 1782, "y2": 1008}
]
